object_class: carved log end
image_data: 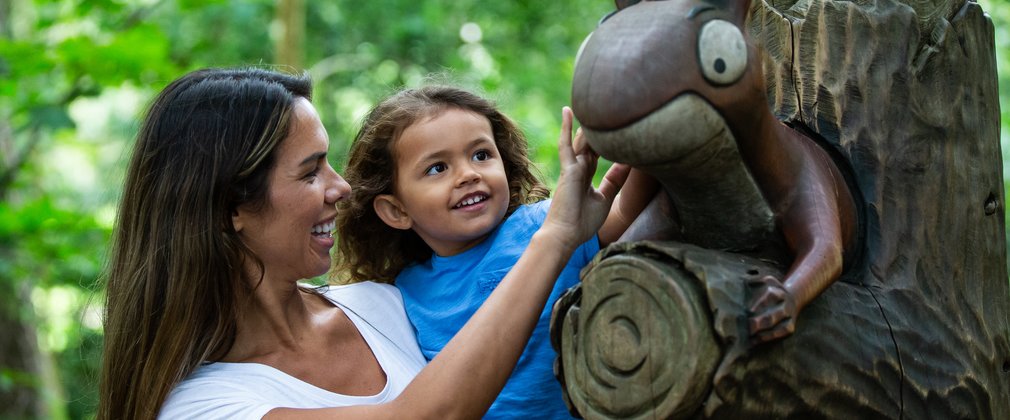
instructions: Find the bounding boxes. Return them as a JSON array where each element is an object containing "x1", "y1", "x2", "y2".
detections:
[{"x1": 554, "y1": 250, "x2": 720, "y2": 419}]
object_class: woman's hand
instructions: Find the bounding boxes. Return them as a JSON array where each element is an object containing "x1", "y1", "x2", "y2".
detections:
[{"x1": 542, "y1": 107, "x2": 631, "y2": 252}]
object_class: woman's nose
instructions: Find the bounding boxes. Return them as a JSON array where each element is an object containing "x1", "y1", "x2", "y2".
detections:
[{"x1": 324, "y1": 166, "x2": 352, "y2": 204}]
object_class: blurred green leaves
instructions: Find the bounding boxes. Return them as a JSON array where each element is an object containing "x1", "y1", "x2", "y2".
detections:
[{"x1": 0, "y1": 198, "x2": 107, "y2": 290}]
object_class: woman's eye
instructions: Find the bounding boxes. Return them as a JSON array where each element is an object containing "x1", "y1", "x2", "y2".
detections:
[
  {"x1": 473, "y1": 150, "x2": 491, "y2": 161},
  {"x1": 425, "y1": 163, "x2": 447, "y2": 176},
  {"x1": 697, "y1": 19, "x2": 747, "y2": 85}
]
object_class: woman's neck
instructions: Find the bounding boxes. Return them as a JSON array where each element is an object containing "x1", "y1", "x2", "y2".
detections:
[
  {"x1": 217, "y1": 283, "x2": 389, "y2": 396},
  {"x1": 222, "y1": 282, "x2": 324, "y2": 362}
]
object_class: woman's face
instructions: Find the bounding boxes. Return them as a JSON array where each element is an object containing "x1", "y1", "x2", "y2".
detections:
[{"x1": 232, "y1": 98, "x2": 350, "y2": 283}]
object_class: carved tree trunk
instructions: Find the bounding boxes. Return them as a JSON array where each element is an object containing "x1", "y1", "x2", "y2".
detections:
[{"x1": 750, "y1": 0, "x2": 1010, "y2": 415}]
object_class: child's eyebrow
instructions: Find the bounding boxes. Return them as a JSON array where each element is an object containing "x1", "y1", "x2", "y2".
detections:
[
  {"x1": 413, "y1": 136, "x2": 496, "y2": 168},
  {"x1": 467, "y1": 136, "x2": 495, "y2": 149}
]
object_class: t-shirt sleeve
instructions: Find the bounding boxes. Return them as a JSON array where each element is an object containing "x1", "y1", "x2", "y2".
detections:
[{"x1": 159, "y1": 381, "x2": 274, "y2": 420}]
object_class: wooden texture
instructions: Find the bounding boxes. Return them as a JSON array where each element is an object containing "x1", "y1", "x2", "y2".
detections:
[
  {"x1": 553, "y1": 0, "x2": 1010, "y2": 417},
  {"x1": 751, "y1": 0, "x2": 1010, "y2": 414}
]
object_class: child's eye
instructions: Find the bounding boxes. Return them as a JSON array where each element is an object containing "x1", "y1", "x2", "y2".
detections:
[
  {"x1": 473, "y1": 150, "x2": 491, "y2": 161},
  {"x1": 425, "y1": 163, "x2": 447, "y2": 176}
]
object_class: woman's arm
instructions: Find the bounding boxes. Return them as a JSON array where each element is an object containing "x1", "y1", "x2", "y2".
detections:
[{"x1": 266, "y1": 107, "x2": 630, "y2": 420}]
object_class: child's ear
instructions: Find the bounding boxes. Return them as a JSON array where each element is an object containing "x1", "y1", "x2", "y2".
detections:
[{"x1": 373, "y1": 194, "x2": 413, "y2": 230}]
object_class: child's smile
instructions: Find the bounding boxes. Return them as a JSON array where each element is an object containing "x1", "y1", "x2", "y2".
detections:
[
  {"x1": 453, "y1": 192, "x2": 488, "y2": 209},
  {"x1": 377, "y1": 108, "x2": 510, "y2": 256}
]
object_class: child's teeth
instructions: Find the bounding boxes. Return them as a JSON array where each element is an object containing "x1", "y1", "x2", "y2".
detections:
[{"x1": 456, "y1": 195, "x2": 487, "y2": 208}]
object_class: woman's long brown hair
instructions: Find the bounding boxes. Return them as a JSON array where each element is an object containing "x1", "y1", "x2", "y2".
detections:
[{"x1": 97, "y1": 68, "x2": 311, "y2": 420}]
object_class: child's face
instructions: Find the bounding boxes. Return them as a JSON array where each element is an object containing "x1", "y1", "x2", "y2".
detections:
[{"x1": 378, "y1": 108, "x2": 510, "y2": 256}]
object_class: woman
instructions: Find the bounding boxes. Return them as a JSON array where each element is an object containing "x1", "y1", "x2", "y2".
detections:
[{"x1": 98, "y1": 67, "x2": 628, "y2": 419}]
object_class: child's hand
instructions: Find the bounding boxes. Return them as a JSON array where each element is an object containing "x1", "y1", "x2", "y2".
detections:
[{"x1": 543, "y1": 107, "x2": 630, "y2": 252}]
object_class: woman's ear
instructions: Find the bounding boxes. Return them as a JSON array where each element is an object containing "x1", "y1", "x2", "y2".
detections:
[
  {"x1": 373, "y1": 194, "x2": 413, "y2": 230},
  {"x1": 232, "y1": 208, "x2": 245, "y2": 233}
]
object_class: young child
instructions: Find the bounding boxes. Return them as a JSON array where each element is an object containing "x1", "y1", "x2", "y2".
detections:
[{"x1": 336, "y1": 86, "x2": 655, "y2": 419}]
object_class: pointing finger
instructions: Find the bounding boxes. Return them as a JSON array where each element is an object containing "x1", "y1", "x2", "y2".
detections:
[{"x1": 558, "y1": 107, "x2": 575, "y2": 166}]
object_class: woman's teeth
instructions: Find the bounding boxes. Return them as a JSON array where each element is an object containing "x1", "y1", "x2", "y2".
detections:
[{"x1": 312, "y1": 220, "x2": 335, "y2": 236}]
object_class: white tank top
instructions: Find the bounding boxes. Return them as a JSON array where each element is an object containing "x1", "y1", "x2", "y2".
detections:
[{"x1": 159, "y1": 282, "x2": 427, "y2": 419}]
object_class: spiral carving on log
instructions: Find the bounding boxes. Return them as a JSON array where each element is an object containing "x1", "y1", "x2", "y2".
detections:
[{"x1": 556, "y1": 251, "x2": 720, "y2": 419}]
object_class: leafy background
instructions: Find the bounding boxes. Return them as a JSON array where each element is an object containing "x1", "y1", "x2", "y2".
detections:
[{"x1": 0, "y1": 0, "x2": 1007, "y2": 418}]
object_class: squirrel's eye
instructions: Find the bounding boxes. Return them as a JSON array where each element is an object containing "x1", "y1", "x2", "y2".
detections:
[{"x1": 697, "y1": 19, "x2": 747, "y2": 86}]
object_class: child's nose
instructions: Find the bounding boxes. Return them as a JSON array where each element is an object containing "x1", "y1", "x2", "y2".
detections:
[{"x1": 455, "y1": 166, "x2": 482, "y2": 187}]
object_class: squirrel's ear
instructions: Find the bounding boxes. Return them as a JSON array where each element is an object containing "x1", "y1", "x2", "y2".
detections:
[
  {"x1": 615, "y1": 0, "x2": 641, "y2": 10},
  {"x1": 373, "y1": 194, "x2": 413, "y2": 230}
]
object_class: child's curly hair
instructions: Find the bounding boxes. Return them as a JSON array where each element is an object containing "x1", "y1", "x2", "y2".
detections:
[{"x1": 334, "y1": 86, "x2": 550, "y2": 284}]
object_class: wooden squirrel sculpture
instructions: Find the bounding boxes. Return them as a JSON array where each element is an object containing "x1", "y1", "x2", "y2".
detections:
[
  {"x1": 554, "y1": 0, "x2": 1009, "y2": 417},
  {"x1": 571, "y1": 0, "x2": 860, "y2": 343}
]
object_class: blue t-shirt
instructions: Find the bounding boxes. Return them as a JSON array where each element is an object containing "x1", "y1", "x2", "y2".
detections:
[{"x1": 396, "y1": 200, "x2": 599, "y2": 419}]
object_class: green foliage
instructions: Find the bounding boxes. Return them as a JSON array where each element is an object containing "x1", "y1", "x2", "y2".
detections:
[{"x1": 0, "y1": 198, "x2": 108, "y2": 289}]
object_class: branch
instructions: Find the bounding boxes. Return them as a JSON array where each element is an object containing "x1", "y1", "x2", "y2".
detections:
[{"x1": 0, "y1": 125, "x2": 41, "y2": 201}]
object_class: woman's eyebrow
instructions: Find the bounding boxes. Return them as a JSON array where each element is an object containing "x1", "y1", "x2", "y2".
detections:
[{"x1": 299, "y1": 151, "x2": 327, "y2": 167}]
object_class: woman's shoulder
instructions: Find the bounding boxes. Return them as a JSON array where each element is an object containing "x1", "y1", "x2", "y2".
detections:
[
  {"x1": 319, "y1": 282, "x2": 412, "y2": 332},
  {"x1": 322, "y1": 281, "x2": 404, "y2": 307},
  {"x1": 318, "y1": 282, "x2": 426, "y2": 368}
]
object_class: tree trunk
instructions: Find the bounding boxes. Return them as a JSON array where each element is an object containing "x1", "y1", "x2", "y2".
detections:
[
  {"x1": 274, "y1": 0, "x2": 305, "y2": 71},
  {"x1": 0, "y1": 280, "x2": 48, "y2": 418}
]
